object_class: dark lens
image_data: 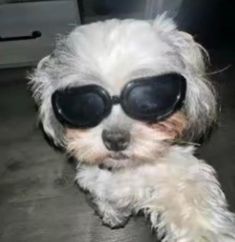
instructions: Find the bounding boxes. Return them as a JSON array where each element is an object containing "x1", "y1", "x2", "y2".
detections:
[
  {"x1": 52, "y1": 85, "x2": 111, "y2": 128},
  {"x1": 121, "y1": 73, "x2": 186, "y2": 122}
]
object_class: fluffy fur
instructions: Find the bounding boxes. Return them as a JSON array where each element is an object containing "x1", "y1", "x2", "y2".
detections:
[{"x1": 30, "y1": 15, "x2": 235, "y2": 242}]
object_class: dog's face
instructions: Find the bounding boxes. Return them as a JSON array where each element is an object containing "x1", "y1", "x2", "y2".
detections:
[{"x1": 30, "y1": 16, "x2": 216, "y2": 169}]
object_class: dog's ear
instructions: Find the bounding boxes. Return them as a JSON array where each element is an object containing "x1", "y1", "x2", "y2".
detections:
[
  {"x1": 153, "y1": 14, "x2": 217, "y2": 141},
  {"x1": 29, "y1": 55, "x2": 65, "y2": 147},
  {"x1": 153, "y1": 13, "x2": 206, "y2": 73}
]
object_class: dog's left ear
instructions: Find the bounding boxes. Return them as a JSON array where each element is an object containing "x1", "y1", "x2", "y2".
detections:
[
  {"x1": 152, "y1": 14, "x2": 206, "y2": 73},
  {"x1": 152, "y1": 14, "x2": 217, "y2": 141}
]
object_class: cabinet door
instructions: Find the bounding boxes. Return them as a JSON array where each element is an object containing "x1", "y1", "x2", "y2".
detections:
[{"x1": 0, "y1": 0, "x2": 80, "y2": 68}]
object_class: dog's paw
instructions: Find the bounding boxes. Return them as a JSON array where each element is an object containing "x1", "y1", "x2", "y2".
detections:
[
  {"x1": 97, "y1": 203, "x2": 130, "y2": 228},
  {"x1": 102, "y1": 212, "x2": 129, "y2": 229}
]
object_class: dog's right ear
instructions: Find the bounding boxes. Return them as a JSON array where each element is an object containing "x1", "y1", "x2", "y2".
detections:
[{"x1": 29, "y1": 55, "x2": 65, "y2": 148}]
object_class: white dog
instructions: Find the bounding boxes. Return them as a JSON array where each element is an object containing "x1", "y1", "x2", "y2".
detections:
[{"x1": 30, "y1": 14, "x2": 235, "y2": 242}]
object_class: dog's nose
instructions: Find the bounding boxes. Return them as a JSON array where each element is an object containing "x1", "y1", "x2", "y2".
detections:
[{"x1": 102, "y1": 129, "x2": 130, "y2": 151}]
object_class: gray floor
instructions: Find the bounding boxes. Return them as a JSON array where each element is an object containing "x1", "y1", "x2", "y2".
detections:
[{"x1": 0, "y1": 50, "x2": 234, "y2": 242}]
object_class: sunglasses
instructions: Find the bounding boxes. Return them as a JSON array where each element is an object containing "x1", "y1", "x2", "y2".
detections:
[{"x1": 52, "y1": 73, "x2": 186, "y2": 128}]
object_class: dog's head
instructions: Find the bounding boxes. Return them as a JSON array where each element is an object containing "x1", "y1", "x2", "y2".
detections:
[{"x1": 30, "y1": 15, "x2": 216, "y2": 169}]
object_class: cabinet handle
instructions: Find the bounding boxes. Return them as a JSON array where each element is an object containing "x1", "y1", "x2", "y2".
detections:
[{"x1": 0, "y1": 31, "x2": 41, "y2": 42}]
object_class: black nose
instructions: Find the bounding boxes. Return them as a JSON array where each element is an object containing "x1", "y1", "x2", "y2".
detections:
[{"x1": 102, "y1": 129, "x2": 130, "y2": 151}]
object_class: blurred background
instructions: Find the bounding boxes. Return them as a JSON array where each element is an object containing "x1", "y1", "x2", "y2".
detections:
[
  {"x1": 0, "y1": 0, "x2": 234, "y2": 67},
  {"x1": 0, "y1": 1, "x2": 234, "y2": 242}
]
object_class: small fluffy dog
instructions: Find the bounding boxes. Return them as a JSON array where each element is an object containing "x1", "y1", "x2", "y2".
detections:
[{"x1": 30, "y1": 15, "x2": 235, "y2": 242}]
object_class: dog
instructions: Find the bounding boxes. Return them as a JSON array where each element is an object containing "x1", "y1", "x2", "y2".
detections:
[{"x1": 30, "y1": 14, "x2": 235, "y2": 242}]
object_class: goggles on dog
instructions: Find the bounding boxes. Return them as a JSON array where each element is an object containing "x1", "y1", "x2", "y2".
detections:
[{"x1": 52, "y1": 73, "x2": 186, "y2": 128}]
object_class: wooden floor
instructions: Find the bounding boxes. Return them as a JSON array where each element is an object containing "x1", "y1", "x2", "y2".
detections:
[{"x1": 0, "y1": 50, "x2": 235, "y2": 242}]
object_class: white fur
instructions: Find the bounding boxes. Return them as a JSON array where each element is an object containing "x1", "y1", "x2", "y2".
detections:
[
  {"x1": 76, "y1": 147, "x2": 235, "y2": 242},
  {"x1": 30, "y1": 15, "x2": 234, "y2": 242}
]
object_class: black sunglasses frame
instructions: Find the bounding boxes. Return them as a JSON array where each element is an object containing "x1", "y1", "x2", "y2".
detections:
[{"x1": 52, "y1": 73, "x2": 187, "y2": 128}]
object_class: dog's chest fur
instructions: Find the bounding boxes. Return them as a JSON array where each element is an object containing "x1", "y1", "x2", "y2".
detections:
[{"x1": 76, "y1": 146, "x2": 198, "y2": 211}]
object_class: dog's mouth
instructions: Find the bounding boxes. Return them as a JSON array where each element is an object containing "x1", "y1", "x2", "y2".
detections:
[
  {"x1": 108, "y1": 152, "x2": 129, "y2": 160},
  {"x1": 99, "y1": 152, "x2": 130, "y2": 170}
]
